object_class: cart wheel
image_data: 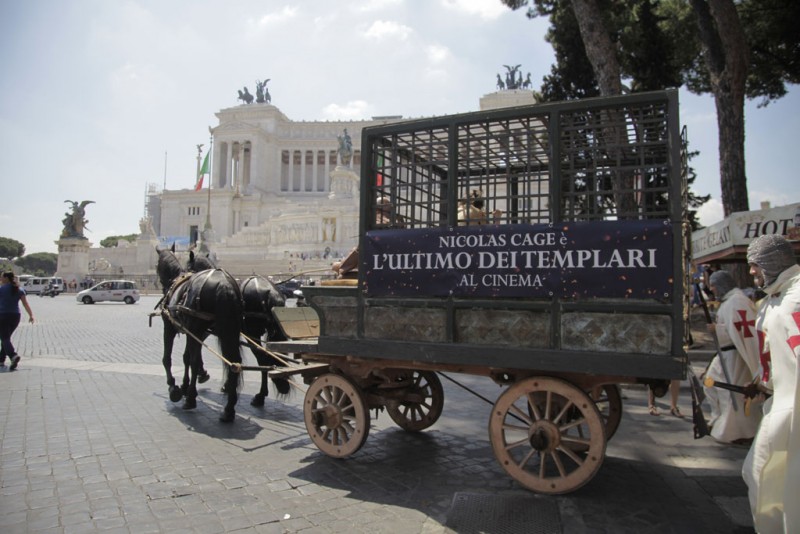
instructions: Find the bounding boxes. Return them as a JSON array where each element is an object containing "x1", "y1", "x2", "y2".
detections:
[
  {"x1": 489, "y1": 376, "x2": 606, "y2": 494},
  {"x1": 385, "y1": 370, "x2": 444, "y2": 432},
  {"x1": 588, "y1": 384, "x2": 623, "y2": 440},
  {"x1": 304, "y1": 373, "x2": 370, "y2": 458}
]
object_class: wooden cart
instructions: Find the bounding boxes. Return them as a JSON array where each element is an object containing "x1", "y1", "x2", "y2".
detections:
[{"x1": 267, "y1": 90, "x2": 690, "y2": 494}]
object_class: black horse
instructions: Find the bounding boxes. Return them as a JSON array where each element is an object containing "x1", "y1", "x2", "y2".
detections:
[
  {"x1": 240, "y1": 275, "x2": 291, "y2": 406},
  {"x1": 156, "y1": 248, "x2": 244, "y2": 422},
  {"x1": 156, "y1": 248, "x2": 211, "y2": 394},
  {"x1": 187, "y1": 249, "x2": 216, "y2": 272}
]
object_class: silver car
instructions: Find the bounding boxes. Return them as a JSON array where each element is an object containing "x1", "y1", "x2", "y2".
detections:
[{"x1": 77, "y1": 280, "x2": 140, "y2": 304}]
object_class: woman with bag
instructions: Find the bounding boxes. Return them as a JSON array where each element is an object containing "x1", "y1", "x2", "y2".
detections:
[{"x1": 0, "y1": 271, "x2": 35, "y2": 370}]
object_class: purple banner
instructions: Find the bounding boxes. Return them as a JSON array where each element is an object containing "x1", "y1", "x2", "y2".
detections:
[{"x1": 363, "y1": 220, "x2": 674, "y2": 299}]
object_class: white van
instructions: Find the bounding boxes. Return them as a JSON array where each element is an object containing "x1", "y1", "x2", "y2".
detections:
[
  {"x1": 76, "y1": 280, "x2": 140, "y2": 304},
  {"x1": 23, "y1": 276, "x2": 64, "y2": 295}
]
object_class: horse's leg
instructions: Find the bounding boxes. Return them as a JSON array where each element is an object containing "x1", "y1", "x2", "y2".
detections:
[
  {"x1": 196, "y1": 332, "x2": 210, "y2": 384},
  {"x1": 219, "y1": 332, "x2": 241, "y2": 423},
  {"x1": 182, "y1": 338, "x2": 200, "y2": 410},
  {"x1": 198, "y1": 361, "x2": 211, "y2": 384},
  {"x1": 245, "y1": 324, "x2": 269, "y2": 407},
  {"x1": 265, "y1": 319, "x2": 291, "y2": 397},
  {"x1": 180, "y1": 341, "x2": 191, "y2": 396},
  {"x1": 162, "y1": 318, "x2": 182, "y2": 402}
]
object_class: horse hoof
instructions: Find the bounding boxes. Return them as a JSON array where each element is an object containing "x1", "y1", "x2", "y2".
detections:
[
  {"x1": 250, "y1": 394, "x2": 265, "y2": 407},
  {"x1": 219, "y1": 410, "x2": 235, "y2": 423},
  {"x1": 169, "y1": 386, "x2": 183, "y2": 403},
  {"x1": 198, "y1": 371, "x2": 211, "y2": 384},
  {"x1": 182, "y1": 398, "x2": 197, "y2": 410}
]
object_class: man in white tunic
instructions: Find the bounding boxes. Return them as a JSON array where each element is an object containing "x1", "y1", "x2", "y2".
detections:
[
  {"x1": 741, "y1": 234, "x2": 800, "y2": 533},
  {"x1": 703, "y1": 270, "x2": 762, "y2": 443}
]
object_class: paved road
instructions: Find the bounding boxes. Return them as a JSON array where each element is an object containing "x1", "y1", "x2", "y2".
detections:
[{"x1": 1, "y1": 295, "x2": 755, "y2": 533}]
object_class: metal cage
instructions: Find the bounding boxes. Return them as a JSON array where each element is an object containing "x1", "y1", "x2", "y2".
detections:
[{"x1": 301, "y1": 90, "x2": 687, "y2": 380}]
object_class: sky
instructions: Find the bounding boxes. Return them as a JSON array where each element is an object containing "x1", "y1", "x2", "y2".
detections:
[{"x1": 1, "y1": 0, "x2": 798, "y2": 255}]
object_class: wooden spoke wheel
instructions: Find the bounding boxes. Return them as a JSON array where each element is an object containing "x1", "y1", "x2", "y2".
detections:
[
  {"x1": 304, "y1": 373, "x2": 370, "y2": 458},
  {"x1": 385, "y1": 370, "x2": 444, "y2": 432},
  {"x1": 588, "y1": 384, "x2": 623, "y2": 440},
  {"x1": 489, "y1": 377, "x2": 607, "y2": 495}
]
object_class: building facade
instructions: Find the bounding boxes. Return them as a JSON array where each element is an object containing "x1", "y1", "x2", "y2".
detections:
[{"x1": 80, "y1": 89, "x2": 537, "y2": 282}]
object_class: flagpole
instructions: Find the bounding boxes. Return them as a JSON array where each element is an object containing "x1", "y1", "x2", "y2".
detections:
[
  {"x1": 200, "y1": 133, "x2": 214, "y2": 253},
  {"x1": 205, "y1": 135, "x2": 212, "y2": 228},
  {"x1": 195, "y1": 144, "x2": 204, "y2": 188}
]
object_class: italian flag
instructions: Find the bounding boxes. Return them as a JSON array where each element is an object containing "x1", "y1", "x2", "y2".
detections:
[
  {"x1": 376, "y1": 153, "x2": 384, "y2": 187},
  {"x1": 195, "y1": 151, "x2": 210, "y2": 191}
]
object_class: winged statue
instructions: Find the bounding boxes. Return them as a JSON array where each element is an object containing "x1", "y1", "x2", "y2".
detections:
[{"x1": 61, "y1": 200, "x2": 95, "y2": 238}]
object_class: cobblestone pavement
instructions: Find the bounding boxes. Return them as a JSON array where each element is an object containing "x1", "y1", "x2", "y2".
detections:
[{"x1": 1, "y1": 295, "x2": 755, "y2": 533}]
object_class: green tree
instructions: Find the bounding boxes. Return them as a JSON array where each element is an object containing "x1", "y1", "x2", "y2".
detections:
[
  {"x1": 15, "y1": 253, "x2": 58, "y2": 276},
  {"x1": 0, "y1": 236, "x2": 26, "y2": 259},
  {"x1": 687, "y1": 0, "x2": 749, "y2": 215},
  {"x1": 503, "y1": 0, "x2": 799, "y2": 219},
  {"x1": 537, "y1": 1, "x2": 600, "y2": 101},
  {"x1": 100, "y1": 234, "x2": 138, "y2": 248}
]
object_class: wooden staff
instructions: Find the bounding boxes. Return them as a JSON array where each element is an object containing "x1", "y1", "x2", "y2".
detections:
[{"x1": 702, "y1": 376, "x2": 768, "y2": 417}]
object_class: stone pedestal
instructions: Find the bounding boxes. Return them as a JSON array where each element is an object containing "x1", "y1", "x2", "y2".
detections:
[
  {"x1": 479, "y1": 89, "x2": 536, "y2": 111},
  {"x1": 135, "y1": 236, "x2": 159, "y2": 274},
  {"x1": 199, "y1": 220, "x2": 217, "y2": 254},
  {"x1": 56, "y1": 237, "x2": 92, "y2": 286},
  {"x1": 328, "y1": 167, "x2": 359, "y2": 200}
]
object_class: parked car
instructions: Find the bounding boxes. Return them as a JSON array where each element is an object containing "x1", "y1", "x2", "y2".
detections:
[
  {"x1": 24, "y1": 276, "x2": 64, "y2": 295},
  {"x1": 275, "y1": 280, "x2": 302, "y2": 299},
  {"x1": 76, "y1": 280, "x2": 140, "y2": 304}
]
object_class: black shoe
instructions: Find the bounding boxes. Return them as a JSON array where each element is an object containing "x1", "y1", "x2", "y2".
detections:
[{"x1": 9, "y1": 355, "x2": 20, "y2": 371}]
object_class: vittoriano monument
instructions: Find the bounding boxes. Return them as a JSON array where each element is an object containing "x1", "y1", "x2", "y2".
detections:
[
  {"x1": 61, "y1": 200, "x2": 94, "y2": 239},
  {"x1": 496, "y1": 65, "x2": 532, "y2": 90},
  {"x1": 237, "y1": 79, "x2": 272, "y2": 104}
]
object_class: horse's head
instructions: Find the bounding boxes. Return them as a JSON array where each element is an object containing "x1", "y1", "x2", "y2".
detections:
[
  {"x1": 241, "y1": 275, "x2": 285, "y2": 310},
  {"x1": 240, "y1": 275, "x2": 286, "y2": 342},
  {"x1": 187, "y1": 250, "x2": 216, "y2": 273},
  {"x1": 156, "y1": 247, "x2": 183, "y2": 294}
]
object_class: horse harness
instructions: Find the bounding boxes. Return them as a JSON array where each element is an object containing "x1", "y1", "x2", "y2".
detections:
[
  {"x1": 241, "y1": 276, "x2": 275, "y2": 321},
  {"x1": 159, "y1": 269, "x2": 242, "y2": 326}
]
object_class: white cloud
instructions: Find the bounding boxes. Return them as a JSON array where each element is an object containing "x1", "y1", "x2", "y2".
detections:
[
  {"x1": 427, "y1": 44, "x2": 450, "y2": 64},
  {"x1": 363, "y1": 20, "x2": 413, "y2": 41},
  {"x1": 256, "y1": 6, "x2": 298, "y2": 26},
  {"x1": 697, "y1": 197, "x2": 724, "y2": 227},
  {"x1": 353, "y1": 0, "x2": 403, "y2": 13},
  {"x1": 440, "y1": 0, "x2": 508, "y2": 20},
  {"x1": 321, "y1": 100, "x2": 373, "y2": 120}
]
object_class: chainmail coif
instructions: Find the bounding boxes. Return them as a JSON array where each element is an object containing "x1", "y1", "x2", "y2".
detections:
[
  {"x1": 709, "y1": 269, "x2": 736, "y2": 299},
  {"x1": 746, "y1": 234, "x2": 797, "y2": 287}
]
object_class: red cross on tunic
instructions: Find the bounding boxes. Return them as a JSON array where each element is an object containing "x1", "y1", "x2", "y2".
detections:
[
  {"x1": 789, "y1": 311, "x2": 800, "y2": 352},
  {"x1": 758, "y1": 330, "x2": 771, "y2": 383},
  {"x1": 734, "y1": 309, "x2": 755, "y2": 338}
]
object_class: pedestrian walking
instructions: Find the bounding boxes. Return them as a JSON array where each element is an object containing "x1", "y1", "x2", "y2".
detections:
[
  {"x1": 0, "y1": 271, "x2": 35, "y2": 370},
  {"x1": 741, "y1": 234, "x2": 799, "y2": 533},
  {"x1": 647, "y1": 379, "x2": 682, "y2": 416}
]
